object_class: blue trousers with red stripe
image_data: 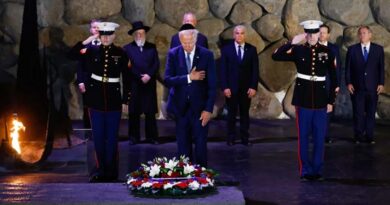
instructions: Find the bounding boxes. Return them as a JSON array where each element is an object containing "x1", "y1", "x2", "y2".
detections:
[
  {"x1": 89, "y1": 109, "x2": 121, "y2": 179},
  {"x1": 295, "y1": 106, "x2": 327, "y2": 177}
]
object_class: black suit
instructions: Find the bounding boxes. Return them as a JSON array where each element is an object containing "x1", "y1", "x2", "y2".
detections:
[
  {"x1": 220, "y1": 41, "x2": 259, "y2": 143},
  {"x1": 345, "y1": 42, "x2": 385, "y2": 140}
]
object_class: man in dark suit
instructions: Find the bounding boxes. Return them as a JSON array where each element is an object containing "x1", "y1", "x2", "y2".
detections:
[
  {"x1": 319, "y1": 24, "x2": 341, "y2": 143},
  {"x1": 123, "y1": 21, "x2": 159, "y2": 145},
  {"x1": 76, "y1": 19, "x2": 101, "y2": 136},
  {"x1": 220, "y1": 25, "x2": 259, "y2": 146},
  {"x1": 170, "y1": 12, "x2": 208, "y2": 49},
  {"x1": 164, "y1": 28, "x2": 216, "y2": 167},
  {"x1": 345, "y1": 25, "x2": 385, "y2": 144}
]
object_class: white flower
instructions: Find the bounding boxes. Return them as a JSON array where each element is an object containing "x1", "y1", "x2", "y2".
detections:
[
  {"x1": 206, "y1": 178, "x2": 214, "y2": 186},
  {"x1": 163, "y1": 183, "x2": 173, "y2": 190},
  {"x1": 149, "y1": 164, "x2": 161, "y2": 177},
  {"x1": 164, "y1": 159, "x2": 178, "y2": 170},
  {"x1": 141, "y1": 182, "x2": 153, "y2": 188},
  {"x1": 183, "y1": 164, "x2": 195, "y2": 175},
  {"x1": 188, "y1": 181, "x2": 200, "y2": 190},
  {"x1": 127, "y1": 178, "x2": 136, "y2": 184}
]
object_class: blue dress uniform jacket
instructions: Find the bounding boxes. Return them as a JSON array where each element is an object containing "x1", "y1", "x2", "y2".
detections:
[
  {"x1": 123, "y1": 41, "x2": 159, "y2": 114},
  {"x1": 69, "y1": 42, "x2": 130, "y2": 111},
  {"x1": 272, "y1": 42, "x2": 337, "y2": 109},
  {"x1": 170, "y1": 32, "x2": 209, "y2": 49},
  {"x1": 345, "y1": 43, "x2": 385, "y2": 92}
]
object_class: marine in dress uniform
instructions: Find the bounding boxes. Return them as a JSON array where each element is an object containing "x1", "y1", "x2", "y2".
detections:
[
  {"x1": 69, "y1": 22, "x2": 130, "y2": 182},
  {"x1": 220, "y1": 25, "x2": 259, "y2": 146},
  {"x1": 164, "y1": 28, "x2": 217, "y2": 167},
  {"x1": 123, "y1": 21, "x2": 159, "y2": 145},
  {"x1": 345, "y1": 26, "x2": 385, "y2": 144},
  {"x1": 272, "y1": 20, "x2": 337, "y2": 181}
]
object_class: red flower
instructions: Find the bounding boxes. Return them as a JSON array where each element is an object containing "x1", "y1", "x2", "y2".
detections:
[
  {"x1": 175, "y1": 182, "x2": 188, "y2": 189},
  {"x1": 161, "y1": 173, "x2": 169, "y2": 178},
  {"x1": 131, "y1": 180, "x2": 143, "y2": 187},
  {"x1": 152, "y1": 182, "x2": 163, "y2": 189},
  {"x1": 170, "y1": 171, "x2": 180, "y2": 177},
  {"x1": 178, "y1": 162, "x2": 185, "y2": 167},
  {"x1": 197, "y1": 177, "x2": 208, "y2": 184},
  {"x1": 194, "y1": 169, "x2": 202, "y2": 177}
]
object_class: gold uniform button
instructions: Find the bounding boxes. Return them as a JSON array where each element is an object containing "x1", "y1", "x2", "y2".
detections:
[
  {"x1": 105, "y1": 64, "x2": 108, "y2": 67},
  {"x1": 313, "y1": 58, "x2": 315, "y2": 61},
  {"x1": 103, "y1": 74, "x2": 107, "y2": 77},
  {"x1": 312, "y1": 72, "x2": 315, "y2": 75},
  {"x1": 105, "y1": 59, "x2": 108, "y2": 62},
  {"x1": 105, "y1": 55, "x2": 108, "y2": 57},
  {"x1": 312, "y1": 67, "x2": 315, "y2": 70},
  {"x1": 312, "y1": 63, "x2": 315, "y2": 66}
]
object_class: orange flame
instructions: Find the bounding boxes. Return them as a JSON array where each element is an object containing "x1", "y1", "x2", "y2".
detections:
[{"x1": 10, "y1": 119, "x2": 25, "y2": 154}]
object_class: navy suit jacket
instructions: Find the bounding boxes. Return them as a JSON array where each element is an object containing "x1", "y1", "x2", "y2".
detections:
[
  {"x1": 345, "y1": 43, "x2": 385, "y2": 92},
  {"x1": 170, "y1": 32, "x2": 209, "y2": 49},
  {"x1": 164, "y1": 46, "x2": 216, "y2": 116},
  {"x1": 327, "y1": 42, "x2": 342, "y2": 88},
  {"x1": 220, "y1": 41, "x2": 259, "y2": 94}
]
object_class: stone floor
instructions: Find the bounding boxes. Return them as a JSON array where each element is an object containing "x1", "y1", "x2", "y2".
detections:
[{"x1": 1, "y1": 119, "x2": 390, "y2": 204}]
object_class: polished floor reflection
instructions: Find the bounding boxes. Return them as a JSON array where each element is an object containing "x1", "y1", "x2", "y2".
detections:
[{"x1": 1, "y1": 119, "x2": 390, "y2": 204}]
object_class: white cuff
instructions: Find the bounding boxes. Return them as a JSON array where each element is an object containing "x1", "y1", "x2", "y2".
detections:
[{"x1": 187, "y1": 75, "x2": 192, "y2": 83}]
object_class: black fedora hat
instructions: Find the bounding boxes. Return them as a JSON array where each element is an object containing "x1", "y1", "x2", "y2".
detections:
[
  {"x1": 128, "y1": 21, "x2": 150, "y2": 35},
  {"x1": 179, "y1": 23, "x2": 195, "y2": 31}
]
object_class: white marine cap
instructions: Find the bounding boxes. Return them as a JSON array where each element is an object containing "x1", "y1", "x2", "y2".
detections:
[
  {"x1": 299, "y1": 20, "x2": 323, "y2": 33},
  {"x1": 97, "y1": 22, "x2": 119, "y2": 35}
]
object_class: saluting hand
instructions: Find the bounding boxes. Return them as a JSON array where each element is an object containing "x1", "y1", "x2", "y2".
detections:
[
  {"x1": 291, "y1": 33, "x2": 306, "y2": 45},
  {"x1": 82, "y1": 34, "x2": 99, "y2": 45},
  {"x1": 190, "y1": 67, "x2": 206, "y2": 81},
  {"x1": 199, "y1": 111, "x2": 212, "y2": 127}
]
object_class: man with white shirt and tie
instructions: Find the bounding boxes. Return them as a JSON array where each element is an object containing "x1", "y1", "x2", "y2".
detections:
[
  {"x1": 345, "y1": 25, "x2": 385, "y2": 144},
  {"x1": 319, "y1": 24, "x2": 342, "y2": 144},
  {"x1": 164, "y1": 26, "x2": 216, "y2": 167},
  {"x1": 220, "y1": 25, "x2": 259, "y2": 146}
]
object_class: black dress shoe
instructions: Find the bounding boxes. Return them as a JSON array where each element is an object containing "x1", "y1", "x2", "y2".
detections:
[
  {"x1": 89, "y1": 174, "x2": 105, "y2": 183},
  {"x1": 241, "y1": 141, "x2": 252, "y2": 146},
  {"x1": 313, "y1": 174, "x2": 324, "y2": 181},
  {"x1": 300, "y1": 174, "x2": 315, "y2": 181},
  {"x1": 325, "y1": 138, "x2": 333, "y2": 144},
  {"x1": 129, "y1": 138, "x2": 139, "y2": 145},
  {"x1": 366, "y1": 139, "x2": 376, "y2": 145},
  {"x1": 145, "y1": 139, "x2": 159, "y2": 145}
]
